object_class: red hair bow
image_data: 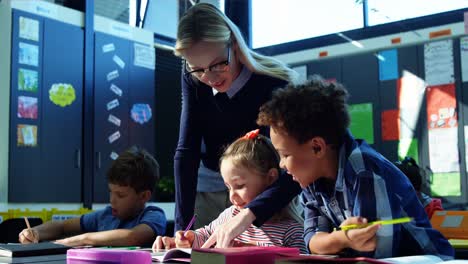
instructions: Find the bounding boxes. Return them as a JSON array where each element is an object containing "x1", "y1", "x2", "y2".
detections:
[{"x1": 243, "y1": 129, "x2": 260, "y2": 140}]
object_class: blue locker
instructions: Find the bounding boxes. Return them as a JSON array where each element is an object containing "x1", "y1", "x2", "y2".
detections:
[
  {"x1": 93, "y1": 32, "x2": 155, "y2": 202},
  {"x1": 129, "y1": 42, "x2": 156, "y2": 155},
  {"x1": 94, "y1": 32, "x2": 130, "y2": 202},
  {"x1": 41, "y1": 16, "x2": 83, "y2": 201},
  {"x1": 9, "y1": 10, "x2": 44, "y2": 202},
  {"x1": 9, "y1": 10, "x2": 83, "y2": 202}
]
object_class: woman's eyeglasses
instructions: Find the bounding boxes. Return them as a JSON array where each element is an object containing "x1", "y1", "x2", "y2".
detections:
[{"x1": 184, "y1": 45, "x2": 231, "y2": 78}]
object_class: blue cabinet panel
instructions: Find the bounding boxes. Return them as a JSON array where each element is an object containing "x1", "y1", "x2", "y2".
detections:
[
  {"x1": 129, "y1": 42, "x2": 155, "y2": 155},
  {"x1": 93, "y1": 33, "x2": 156, "y2": 202},
  {"x1": 9, "y1": 10, "x2": 83, "y2": 202},
  {"x1": 41, "y1": 17, "x2": 83, "y2": 202},
  {"x1": 93, "y1": 33, "x2": 130, "y2": 202},
  {"x1": 9, "y1": 11, "x2": 44, "y2": 202}
]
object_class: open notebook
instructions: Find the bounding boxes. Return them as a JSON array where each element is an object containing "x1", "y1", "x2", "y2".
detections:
[{"x1": 151, "y1": 248, "x2": 191, "y2": 263}]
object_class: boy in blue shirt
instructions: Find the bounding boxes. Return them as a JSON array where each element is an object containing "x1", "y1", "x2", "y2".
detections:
[
  {"x1": 19, "y1": 146, "x2": 166, "y2": 247},
  {"x1": 257, "y1": 77, "x2": 454, "y2": 259}
]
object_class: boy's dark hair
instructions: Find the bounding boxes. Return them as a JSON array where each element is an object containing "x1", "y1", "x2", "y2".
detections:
[
  {"x1": 394, "y1": 156, "x2": 423, "y2": 192},
  {"x1": 107, "y1": 146, "x2": 160, "y2": 193},
  {"x1": 257, "y1": 75, "x2": 350, "y2": 146}
]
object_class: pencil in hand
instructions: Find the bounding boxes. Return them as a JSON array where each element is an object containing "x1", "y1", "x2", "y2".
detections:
[
  {"x1": 182, "y1": 214, "x2": 197, "y2": 239},
  {"x1": 23, "y1": 216, "x2": 38, "y2": 243}
]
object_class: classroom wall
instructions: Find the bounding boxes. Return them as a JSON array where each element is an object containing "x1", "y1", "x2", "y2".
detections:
[
  {"x1": 0, "y1": 0, "x2": 177, "y2": 221},
  {"x1": 0, "y1": 0, "x2": 12, "y2": 203},
  {"x1": 274, "y1": 22, "x2": 466, "y2": 66},
  {"x1": 274, "y1": 20, "x2": 468, "y2": 207},
  {"x1": 0, "y1": 1, "x2": 176, "y2": 220}
]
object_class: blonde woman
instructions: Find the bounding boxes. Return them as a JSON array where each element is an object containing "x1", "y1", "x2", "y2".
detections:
[{"x1": 173, "y1": 3, "x2": 301, "y2": 248}]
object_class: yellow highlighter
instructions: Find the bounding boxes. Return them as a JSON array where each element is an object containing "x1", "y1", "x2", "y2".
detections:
[{"x1": 338, "y1": 217, "x2": 413, "y2": 231}]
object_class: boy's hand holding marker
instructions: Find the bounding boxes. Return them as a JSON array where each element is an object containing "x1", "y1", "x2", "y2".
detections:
[
  {"x1": 336, "y1": 217, "x2": 413, "y2": 252},
  {"x1": 337, "y1": 217, "x2": 413, "y2": 231},
  {"x1": 338, "y1": 217, "x2": 380, "y2": 252}
]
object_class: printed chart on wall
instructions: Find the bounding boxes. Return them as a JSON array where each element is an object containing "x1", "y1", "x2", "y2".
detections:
[
  {"x1": 424, "y1": 39, "x2": 454, "y2": 86},
  {"x1": 134, "y1": 43, "x2": 155, "y2": 70},
  {"x1": 424, "y1": 39, "x2": 460, "y2": 197},
  {"x1": 349, "y1": 103, "x2": 374, "y2": 144}
]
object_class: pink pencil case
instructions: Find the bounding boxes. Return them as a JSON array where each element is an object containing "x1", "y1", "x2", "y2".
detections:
[{"x1": 67, "y1": 248, "x2": 151, "y2": 264}]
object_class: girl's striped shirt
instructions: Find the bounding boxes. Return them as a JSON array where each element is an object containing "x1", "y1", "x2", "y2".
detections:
[{"x1": 192, "y1": 206, "x2": 306, "y2": 253}]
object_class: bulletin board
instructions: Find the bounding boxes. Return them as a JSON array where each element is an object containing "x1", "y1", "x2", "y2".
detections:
[{"x1": 305, "y1": 37, "x2": 468, "y2": 207}]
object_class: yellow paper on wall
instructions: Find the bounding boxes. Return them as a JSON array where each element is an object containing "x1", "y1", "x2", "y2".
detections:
[{"x1": 49, "y1": 83, "x2": 75, "y2": 107}]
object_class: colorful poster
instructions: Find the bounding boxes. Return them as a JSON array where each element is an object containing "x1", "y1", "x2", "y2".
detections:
[
  {"x1": 18, "y1": 96, "x2": 38, "y2": 119},
  {"x1": 134, "y1": 43, "x2": 155, "y2": 70},
  {"x1": 381, "y1": 109, "x2": 399, "y2": 141},
  {"x1": 349, "y1": 103, "x2": 374, "y2": 144},
  {"x1": 17, "y1": 124, "x2": 38, "y2": 147},
  {"x1": 49, "y1": 83, "x2": 76, "y2": 107},
  {"x1": 131, "y1": 104, "x2": 152, "y2": 125},
  {"x1": 426, "y1": 84, "x2": 457, "y2": 129},
  {"x1": 19, "y1": 42, "x2": 39, "y2": 66},
  {"x1": 431, "y1": 172, "x2": 461, "y2": 197},
  {"x1": 460, "y1": 36, "x2": 468, "y2": 82},
  {"x1": 398, "y1": 138, "x2": 418, "y2": 162},
  {"x1": 378, "y1": 49, "x2": 398, "y2": 81},
  {"x1": 428, "y1": 128, "x2": 459, "y2": 173},
  {"x1": 397, "y1": 71, "x2": 426, "y2": 139},
  {"x1": 18, "y1": 68, "x2": 38, "y2": 92},
  {"x1": 19, "y1": 16, "x2": 39, "y2": 41},
  {"x1": 424, "y1": 39, "x2": 454, "y2": 86}
]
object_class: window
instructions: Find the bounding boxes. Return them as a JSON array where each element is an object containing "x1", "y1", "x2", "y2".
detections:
[
  {"x1": 251, "y1": 0, "x2": 364, "y2": 48},
  {"x1": 368, "y1": 0, "x2": 468, "y2": 26},
  {"x1": 143, "y1": 0, "x2": 179, "y2": 39}
]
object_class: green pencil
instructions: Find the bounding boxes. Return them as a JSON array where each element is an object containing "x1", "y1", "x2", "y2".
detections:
[{"x1": 99, "y1": 246, "x2": 141, "y2": 250}]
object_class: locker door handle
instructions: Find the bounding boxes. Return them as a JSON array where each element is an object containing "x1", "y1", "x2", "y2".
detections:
[
  {"x1": 96, "y1": 152, "x2": 101, "y2": 169},
  {"x1": 75, "y1": 149, "x2": 81, "y2": 169}
]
